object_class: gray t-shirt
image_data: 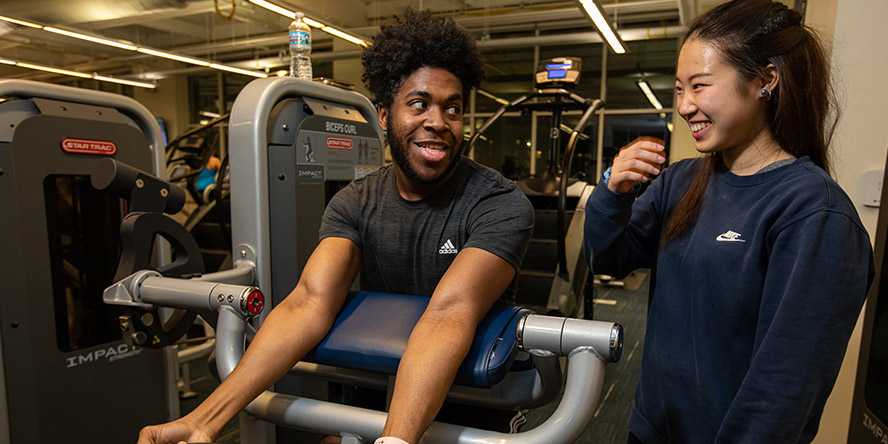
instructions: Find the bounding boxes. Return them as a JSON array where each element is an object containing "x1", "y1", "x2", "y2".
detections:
[{"x1": 319, "y1": 158, "x2": 534, "y2": 302}]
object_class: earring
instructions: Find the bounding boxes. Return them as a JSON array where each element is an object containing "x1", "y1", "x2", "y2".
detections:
[{"x1": 760, "y1": 87, "x2": 772, "y2": 100}]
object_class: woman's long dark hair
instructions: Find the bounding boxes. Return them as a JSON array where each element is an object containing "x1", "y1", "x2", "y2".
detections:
[{"x1": 662, "y1": 0, "x2": 838, "y2": 243}]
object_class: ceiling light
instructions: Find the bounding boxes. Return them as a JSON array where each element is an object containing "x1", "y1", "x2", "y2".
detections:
[
  {"x1": 44, "y1": 26, "x2": 137, "y2": 51},
  {"x1": 199, "y1": 111, "x2": 221, "y2": 118},
  {"x1": 275, "y1": 70, "x2": 288, "y2": 77},
  {"x1": 93, "y1": 74, "x2": 156, "y2": 89},
  {"x1": 247, "y1": 0, "x2": 295, "y2": 19},
  {"x1": 320, "y1": 26, "x2": 370, "y2": 48},
  {"x1": 16, "y1": 62, "x2": 91, "y2": 79},
  {"x1": 577, "y1": 0, "x2": 627, "y2": 54},
  {"x1": 209, "y1": 63, "x2": 268, "y2": 78},
  {"x1": 1, "y1": 14, "x2": 271, "y2": 78},
  {"x1": 476, "y1": 89, "x2": 509, "y2": 106},
  {"x1": 303, "y1": 17, "x2": 324, "y2": 28},
  {"x1": 246, "y1": 0, "x2": 370, "y2": 47},
  {"x1": 636, "y1": 80, "x2": 663, "y2": 110},
  {"x1": 137, "y1": 48, "x2": 210, "y2": 66},
  {"x1": 4, "y1": 58, "x2": 155, "y2": 88},
  {"x1": 0, "y1": 15, "x2": 42, "y2": 29}
]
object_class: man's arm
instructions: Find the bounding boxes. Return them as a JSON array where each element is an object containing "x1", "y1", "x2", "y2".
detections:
[
  {"x1": 138, "y1": 237, "x2": 360, "y2": 443},
  {"x1": 381, "y1": 247, "x2": 516, "y2": 443}
]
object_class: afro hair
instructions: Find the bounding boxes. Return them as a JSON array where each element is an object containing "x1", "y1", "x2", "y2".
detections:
[{"x1": 361, "y1": 9, "x2": 484, "y2": 108}]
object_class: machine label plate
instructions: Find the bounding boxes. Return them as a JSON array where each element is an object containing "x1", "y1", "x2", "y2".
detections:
[
  {"x1": 65, "y1": 343, "x2": 142, "y2": 368},
  {"x1": 325, "y1": 121, "x2": 358, "y2": 135},
  {"x1": 295, "y1": 164, "x2": 325, "y2": 183},
  {"x1": 61, "y1": 138, "x2": 118, "y2": 155},
  {"x1": 326, "y1": 137, "x2": 353, "y2": 150},
  {"x1": 864, "y1": 413, "x2": 888, "y2": 444}
]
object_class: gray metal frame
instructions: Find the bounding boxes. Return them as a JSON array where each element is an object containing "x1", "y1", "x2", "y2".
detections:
[
  {"x1": 215, "y1": 305, "x2": 615, "y2": 444},
  {"x1": 227, "y1": 77, "x2": 382, "y2": 323},
  {"x1": 0, "y1": 79, "x2": 174, "y2": 444},
  {"x1": 105, "y1": 273, "x2": 621, "y2": 443},
  {"x1": 0, "y1": 80, "x2": 166, "y2": 180}
]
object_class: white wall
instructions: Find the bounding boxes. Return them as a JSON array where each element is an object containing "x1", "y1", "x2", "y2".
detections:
[{"x1": 812, "y1": 0, "x2": 888, "y2": 442}]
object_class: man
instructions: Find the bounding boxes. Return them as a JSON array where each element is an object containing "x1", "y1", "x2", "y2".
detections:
[{"x1": 138, "y1": 9, "x2": 534, "y2": 444}]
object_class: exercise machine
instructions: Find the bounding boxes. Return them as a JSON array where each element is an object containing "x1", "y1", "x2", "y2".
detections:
[
  {"x1": 0, "y1": 79, "x2": 179, "y2": 442},
  {"x1": 467, "y1": 57, "x2": 603, "y2": 318},
  {"x1": 849, "y1": 153, "x2": 888, "y2": 443},
  {"x1": 103, "y1": 77, "x2": 626, "y2": 443}
]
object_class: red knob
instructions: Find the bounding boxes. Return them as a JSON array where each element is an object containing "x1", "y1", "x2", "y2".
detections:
[{"x1": 244, "y1": 289, "x2": 265, "y2": 316}]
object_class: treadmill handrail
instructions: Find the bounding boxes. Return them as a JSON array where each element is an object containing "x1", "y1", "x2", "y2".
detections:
[
  {"x1": 557, "y1": 99, "x2": 605, "y2": 280},
  {"x1": 0, "y1": 79, "x2": 167, "y2": 180}
]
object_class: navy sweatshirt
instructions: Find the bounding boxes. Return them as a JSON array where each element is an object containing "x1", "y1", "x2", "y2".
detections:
[{"x1": 584, "y1": 157, "x2": 873, "y2": 444}]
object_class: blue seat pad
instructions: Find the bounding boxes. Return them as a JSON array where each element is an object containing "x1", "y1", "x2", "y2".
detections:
[{"x1": 305, "y1": 291, "x2": 525, "y2": 388}]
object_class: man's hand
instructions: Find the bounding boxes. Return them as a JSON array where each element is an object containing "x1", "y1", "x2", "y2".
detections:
[
  {"x1": 608, "y1": 136, "x2": 666, "y2": 194},
  {"x1": 134, "y1": 237, "x2": 361, "y2": 444},
  {"x1": 137, "y1": 416, "x2": 213, "y2": 444}
]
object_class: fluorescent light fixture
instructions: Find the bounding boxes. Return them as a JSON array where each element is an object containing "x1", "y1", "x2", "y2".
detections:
[
  {"x1": 303, "y1": 17, "x2": 324, "y2": 28},
  {"x1": 320, "y1": 25, "x2": 370, "y2": 48},
  {"x1": 0, "y1": 15, "x2": 42, "y2": 29},
  {"x1": 247, "y1": 0, "x2": 295, "y2": 19},
  {"x1": 199, "y1": 111, "x2": 221, "y2": 118},
  {"x1": 209, "y1": 63, "x2": 268, "y2": 78},
  {"x1": 0, "y1": 14, "x2": 271, "y2": 78},
  {"x1": 93, "y1": 74, "x2": 156, "y2": 89},
  {"x1": 476, "y1": 89, "x2": 509, "y2": 106},
  {"x1": 44, "y1": 26, "x2": 137, "y2": 51},
  {"x1": 577, "y1": 0, "x2": 627, "y2": 54},
  {"x1": 636, "y1": 80, "x2": 663, "y2": 110},
  {"x1": 3, "y1": 58, "x2": 155, "y2": 88},
  {"x1": 137, "y1": 47, "x2": 210, "y2": 66},
  {"x1": 247, "y1": 0, "x2": 370, "y2": 47},
  {"x1": 17, "y1": 62, "x2": 91, "y2": 78}
]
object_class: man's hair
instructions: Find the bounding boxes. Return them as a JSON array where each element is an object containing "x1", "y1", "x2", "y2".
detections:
[{"x1": 361, "y1": 9, "x2": 484, "y2": 107}]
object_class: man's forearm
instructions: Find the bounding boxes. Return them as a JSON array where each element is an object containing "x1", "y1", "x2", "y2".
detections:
[
  {"x1": 187, "y1": 294, "x2": 335, "y2": 436},
  {"x1": 382, "y1": 314, "x2": 476, "y2": 443}
]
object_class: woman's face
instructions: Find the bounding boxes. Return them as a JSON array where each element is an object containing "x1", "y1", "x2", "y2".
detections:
[{"x1": 674, "y1": 38, "x2": 769, "y2": 154}]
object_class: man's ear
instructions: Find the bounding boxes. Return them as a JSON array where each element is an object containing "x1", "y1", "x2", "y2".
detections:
[{"x1": 377, "y1": 106, "x2": 388, "y2": 131}]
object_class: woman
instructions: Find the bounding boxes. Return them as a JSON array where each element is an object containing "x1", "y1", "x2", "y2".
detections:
[{"x1": 584, "y1": 1, "x2": 873, "y2": 443}]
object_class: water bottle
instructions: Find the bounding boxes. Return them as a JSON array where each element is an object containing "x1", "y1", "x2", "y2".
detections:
[{"x1": 288, "y1": 12, "x2": 312, "y2": 80}]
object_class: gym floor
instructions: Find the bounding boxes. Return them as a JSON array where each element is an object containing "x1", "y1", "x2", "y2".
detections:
[{"x1": 179, "y1": 275, "x2": 650, "y2": 444}]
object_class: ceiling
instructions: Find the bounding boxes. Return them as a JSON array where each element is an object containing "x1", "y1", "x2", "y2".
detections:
[{"x1": 0, "y1": 0, "x2": 703, "y2": 82}]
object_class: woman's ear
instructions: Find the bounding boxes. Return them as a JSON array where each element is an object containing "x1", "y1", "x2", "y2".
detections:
[{"x1": 762, "y1": 63, "x2": 780, "y2": 94}]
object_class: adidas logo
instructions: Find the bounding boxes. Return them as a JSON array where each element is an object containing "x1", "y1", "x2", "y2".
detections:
[
  {"x1": 716, "y1": 230, "x2": 746, "y2": 243},
  {"x1": 438, "y1": 239, "x2": 459, "y2": 255}
]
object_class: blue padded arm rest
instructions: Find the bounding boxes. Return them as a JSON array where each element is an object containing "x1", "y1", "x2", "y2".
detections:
[{"x1": 305, "y1": 291, "x2": 526, "y2": 388}]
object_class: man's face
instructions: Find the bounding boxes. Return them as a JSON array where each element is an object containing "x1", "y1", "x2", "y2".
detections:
[{"x1": 380, "y1": 67, "x2": 464, "y2": 184}]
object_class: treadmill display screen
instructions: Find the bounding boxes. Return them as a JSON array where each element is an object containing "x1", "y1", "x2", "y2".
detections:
[
  {"x1": 866, "y1": 242, "x2": 888, "y2": 423},
  {"x1": 547, "y1": 69, "x2": 568, "y2": 79},
  {"x1": 44, "y1": 175, "x2": 124, "y2": 351}
]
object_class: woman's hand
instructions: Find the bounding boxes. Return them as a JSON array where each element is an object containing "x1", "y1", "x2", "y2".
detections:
[{"x1": 608, "y1": 137, "x2": 666, "y2": 194}]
